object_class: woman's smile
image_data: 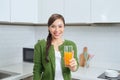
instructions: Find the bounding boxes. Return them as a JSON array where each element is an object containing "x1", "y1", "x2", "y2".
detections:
[{"x1": 49, "y1": 19, "x2": 64, "y2": 39}]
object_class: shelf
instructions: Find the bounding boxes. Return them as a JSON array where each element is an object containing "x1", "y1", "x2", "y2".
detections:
[
  {"x1": 0, "y1": 21, "x2": 91, "y2": 26},
  {"x1": 1, "y1": 21, "x2": 120, "y2": 27}
]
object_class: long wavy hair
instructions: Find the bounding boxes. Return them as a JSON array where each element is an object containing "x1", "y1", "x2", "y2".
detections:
[{"x1": 46, "y1": 13, "x2": 65, "y2": 62}]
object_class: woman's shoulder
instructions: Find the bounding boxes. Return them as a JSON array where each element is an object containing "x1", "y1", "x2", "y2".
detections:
[
  {"x1": 35, "y1": 39, "x2": 46, "y2": 46},
  {"x1": 38, "y1": 39, "x2": 46, "y2": 43}
]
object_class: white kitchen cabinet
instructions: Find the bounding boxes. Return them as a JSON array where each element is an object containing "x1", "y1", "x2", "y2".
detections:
[
  {"x1": 64, "y1": 0, "x2": 91, "y2": 23},
  {"x1": 11, "y1": 0, "x2": 38, "y2": 23},
  {"x1": 38, "y1": 0, "x2": 64, "y2": 24},
  {"x1": 0, "y1": 0, "x2": 10, "y2": 22},
  {"x1": 91, "y1": 0, "x2": 120, "y2": 23}
]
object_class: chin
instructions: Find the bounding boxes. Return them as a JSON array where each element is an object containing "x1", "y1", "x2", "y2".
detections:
[
  {"x1": 53, "y1": 36, "x2": 61, "y2": 39},
  {"x1": 54, "y1": 37, "x2": 60, "y2": 39}
]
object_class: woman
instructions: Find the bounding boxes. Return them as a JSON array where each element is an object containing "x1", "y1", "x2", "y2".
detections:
[{"x1": 33, "y1": 13, "x2": 79, "y2": 80}]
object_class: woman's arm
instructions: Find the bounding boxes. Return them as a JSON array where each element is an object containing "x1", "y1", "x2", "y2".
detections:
[{"x1": 33, "y1": 41, "x2": 43, "y2": 80}]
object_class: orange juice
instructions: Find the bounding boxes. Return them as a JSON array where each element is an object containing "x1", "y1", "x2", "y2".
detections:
[{"x1": 64, "y1": 52, "x2": 73, "y2": 66}]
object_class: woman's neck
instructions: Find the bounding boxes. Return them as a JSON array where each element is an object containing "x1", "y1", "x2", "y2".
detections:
[
  {"x1": 52, "y1": 38, "x2": 63, "y2": 45},
  {"x1": 51, "y1": 38, "x2": 64, "y2": 51}
]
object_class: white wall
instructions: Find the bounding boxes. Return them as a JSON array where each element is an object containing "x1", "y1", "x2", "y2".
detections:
[
  {"x1": 0, "y1": 24, "x2": 120, "y2": 69},
  {"x1": 35, "y1": 25, "x2": 120, "y2": 68},
  {"x1": 0, "y1": 25, "x2": 35, "y2": 67}
]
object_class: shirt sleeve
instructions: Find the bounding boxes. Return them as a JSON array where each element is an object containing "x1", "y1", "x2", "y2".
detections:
[
  {"x1": 33, "y1": 40, "x2": 43, "y2": 80},
  {"x1": 72, "y1": 41, "x2": 79, "y2": 71}
]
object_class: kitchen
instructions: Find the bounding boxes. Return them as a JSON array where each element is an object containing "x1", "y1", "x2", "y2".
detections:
[{"x1": 0, "y1": 0, "x2": 120, "y2": 80}]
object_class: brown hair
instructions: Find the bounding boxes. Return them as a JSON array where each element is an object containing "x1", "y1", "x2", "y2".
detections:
[{"x1": 46, "y1": 13, "x2": 65, "y2": 62}]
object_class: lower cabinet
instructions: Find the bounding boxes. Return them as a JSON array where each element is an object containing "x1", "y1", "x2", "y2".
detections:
[
  {"x1": 20, "y1": 76, "x2": 33, "y2": 80},
  {"x1": 20, "y1": 76, "x2": 80, "y2": 80}
]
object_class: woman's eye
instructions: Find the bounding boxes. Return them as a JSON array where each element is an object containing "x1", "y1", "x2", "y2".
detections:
[
  {"x1": 50, "y1": 25, "x2": 63, "y2": 28},
  {"x1": 51, "y1": 25, "x2": 55, "y2": 28},
  {"x1": 59, "y1": 25, "x2": 63, "y2": 28},
  {"x1": 59, "y1": 26, "x2": 62, "y2": 28}
]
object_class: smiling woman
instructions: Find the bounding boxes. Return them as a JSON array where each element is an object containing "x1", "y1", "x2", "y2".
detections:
[
  {"x1": 48, "y1": 19, "x2": 64, "y2": 40},
  {"x1": 33, "y1": 14, "x2": 79, "y2": 80}
]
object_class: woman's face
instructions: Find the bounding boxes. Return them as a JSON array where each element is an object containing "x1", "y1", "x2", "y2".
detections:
[{"x1": 49, "y1": 19, "x2": 64, "y2": 39}]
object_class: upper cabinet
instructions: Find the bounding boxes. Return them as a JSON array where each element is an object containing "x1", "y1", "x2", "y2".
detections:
[
  {"x1": 0, "y1": 0, "x2": 10, "y2": 22},
  {"x1": 11, "y1": 0, "x2": 38, "y2": 23},
  {"x1": 1, "y1": 0, "x2": 120, "y2": 24},
  {"x1": 64, "y1": 0, "x2": 91, "y2": 23},
  {"x1": 38, "y1": 0, "x2": 64, "y2": 23},
  {"x1": 91, "y1": 0, "x2": 120, "y2": 23}
]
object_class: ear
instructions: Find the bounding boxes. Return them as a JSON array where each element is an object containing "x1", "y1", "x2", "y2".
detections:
[{"x1": 48, "y1": 27, "x2": 50, "y2": 31}]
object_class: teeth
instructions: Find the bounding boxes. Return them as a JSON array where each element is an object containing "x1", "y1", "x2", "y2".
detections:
[
  {"x1": 55, "y1": 34, "x2": 59, "y2": 36},
  {"x1": 54, "y1": 33, "x2": 60, "y2": 35}
]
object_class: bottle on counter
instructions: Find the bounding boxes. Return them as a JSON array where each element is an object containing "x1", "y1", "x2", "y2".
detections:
[{"x1": 79, "y1": 47, "x2": 90, "y2": 67}]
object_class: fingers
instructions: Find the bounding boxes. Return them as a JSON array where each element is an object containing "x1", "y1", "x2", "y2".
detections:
[
  {"x1": 65, "y1": 58, "x2": 77, "y2": 67},
  {"x1": 66, "y1": 58, "x2": 77, "y2": 71},
  {"x1": 69, "y1": 58, "x2": 77, "y2": 67},
  {"x1": 72, "y1": 50, "x2": 74, "y2": 58}
]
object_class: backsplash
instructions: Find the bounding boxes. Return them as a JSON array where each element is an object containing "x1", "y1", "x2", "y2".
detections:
[
  {"x1": 35, "y1": 25, "x2": 120, "y2": 68},
  {"x1": 0, "y1": 24, "x2": 120, "y2": 69},
  {"x1": 0, "y1": 25, "x2": 35, "y2": 67}
]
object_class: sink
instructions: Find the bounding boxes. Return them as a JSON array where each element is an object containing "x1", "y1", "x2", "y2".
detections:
[
  {"x1": 0, "y1": 70, "x2": 20, "y2": 79},
  {"x1": 0, "y1": 72, "x2": 11, "y2": 79}
]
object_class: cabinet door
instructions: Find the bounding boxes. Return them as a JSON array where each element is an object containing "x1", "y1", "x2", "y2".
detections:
[
  {"x1": 38, "y1": 0, "x2": 64, "y2": 23},
  {"x1": 91, "y1": 0, "x2": 120, "y2": 23},
  {"x1": 11, "y1": 0, "x2": 38, "y2": 23},
  {"x1": 0, "y1": 0, "x2": 10, "y2": 22},
  {"x1": 64, "y1": 0, "x2": 91, "y2": 23}
]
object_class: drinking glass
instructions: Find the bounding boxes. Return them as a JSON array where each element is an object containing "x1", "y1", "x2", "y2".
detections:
[{"x1": 64, "y1": 45, "x2": 73, "y2": 66}]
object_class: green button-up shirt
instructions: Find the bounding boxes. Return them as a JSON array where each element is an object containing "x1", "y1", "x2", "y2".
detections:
[{"x1": 33, "y1": 39, "x2": 79, "y2": 80}]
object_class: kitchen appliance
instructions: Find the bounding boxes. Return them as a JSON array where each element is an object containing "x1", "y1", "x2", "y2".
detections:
[
  {"x1": 105, "y1": 70, "x2": 119, "y2": 77},
  {"x1": 23, "y1": 48, "x2": 34, "y2": 63},
  {"x1": 98, "y1": 69, "x2": 120, "y2": 80}
]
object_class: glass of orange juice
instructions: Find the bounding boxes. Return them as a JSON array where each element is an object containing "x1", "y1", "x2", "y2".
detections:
[{"x1": 64, "y1": 45, "x2": 73, "y2": 66}]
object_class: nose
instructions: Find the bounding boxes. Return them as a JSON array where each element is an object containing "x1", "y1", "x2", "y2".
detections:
[{"x1": 55, "y1": 26, "x2": 59, "y2": 31}]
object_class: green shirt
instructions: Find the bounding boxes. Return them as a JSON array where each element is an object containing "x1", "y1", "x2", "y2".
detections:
[{"x1": 33, "y1": 39, "x2": 79, "y2": 80}]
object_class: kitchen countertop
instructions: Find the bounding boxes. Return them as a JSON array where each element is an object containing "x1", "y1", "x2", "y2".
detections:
[
  {"x1": 72, "y1": 65, "x2": 120, "y2": 80},
  {"x1": 72, "y1": 66, "x2": 107, "y2": 80},
  {"x1": 0, "y1": 62, "x2": 119, "y2": 80},
  {"x1": 0, "y1": 62, "x2": 34, "y2": 80}
]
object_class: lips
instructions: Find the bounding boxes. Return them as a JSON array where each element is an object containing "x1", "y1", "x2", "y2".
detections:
[
  {"x1": 54, "y1": 34, "x2": 60, "y2": 36},
  {"x1": 54, "y1": 32, "x2": 61, "y2": 36}
]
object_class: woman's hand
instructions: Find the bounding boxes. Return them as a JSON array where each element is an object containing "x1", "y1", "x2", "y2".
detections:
[
  {"x1": 67, "y1": 58, "x2": 78, "y2": 72},
  {"x1": 66, "y1": 51, "x2": 77, "y2": 71},
  {"x1": 65, "y1": 51, "x2": 78, "y2": 72}
]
